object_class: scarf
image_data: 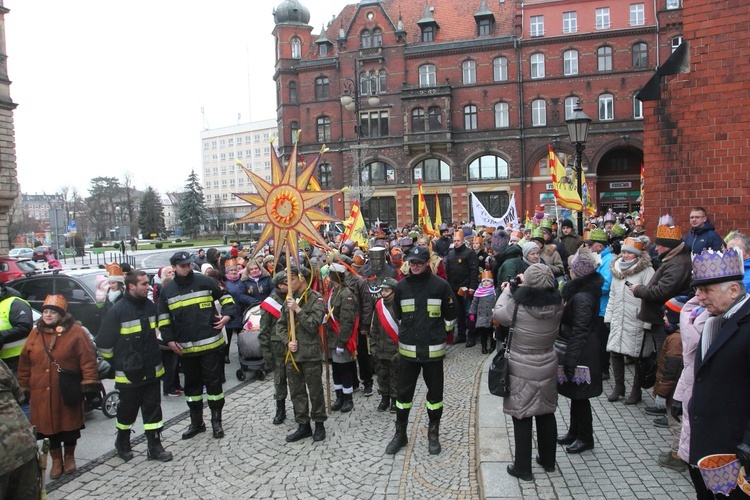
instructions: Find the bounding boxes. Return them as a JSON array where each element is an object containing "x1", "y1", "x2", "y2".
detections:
[
  {"x1": 473, "y1": 285, "x2": 495, "y2": 298},
  {"x1": 701, "y1": 293, "x2": 750, "y2": 358},
  {"x1": 618, "y1": 258, "x2": 637, "y2": 271},
  {"x1": 225, "y1": 273, "x2": 240, "y2": 282}
]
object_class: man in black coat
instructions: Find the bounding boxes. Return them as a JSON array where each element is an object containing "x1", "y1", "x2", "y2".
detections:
[
  {"x1": 688, "y1": 248, "x2": 750, "y2": 498},
  {"x1": 445, "y1": 231, "x2": 478, "y2": 345}
]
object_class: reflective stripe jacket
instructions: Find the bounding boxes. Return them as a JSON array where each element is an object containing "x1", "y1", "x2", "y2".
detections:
[
  {"x1": 96, "y1": 292, "x2": 164, "y2": 387},
  {"x1": 393, "y1": 269, "x2": 458, "y2": 362},
  {"x1": 157, "y1": 271, "x2": 235, "y2": 357},
  {"x1": 0, "y1": 288, "x2": 34, "y2": 371}
]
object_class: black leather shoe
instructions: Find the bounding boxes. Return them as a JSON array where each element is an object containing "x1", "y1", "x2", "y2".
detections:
[
  {"x1": 652, "y1": 415, "x2": 668, "y2": 428},
  {"x1": 285, "y1": 423, "x2": 313, "y2": 443},
  {"x1": 536, "y1": 455, "x2": 555, "y2": 473},
  {"x1": 556, "y1": 432, "x2": 576, "y2": 445},
  {"x1": 645, "y1": 405, "x2": 667, "y2": 415},
  {"x1": 507, "y1": 464, "x2": 534, "y2": 482},
  {"x1": 454, "y1": 336, "x2": 467, "y2": 344},
  {"x1": 312, "y1": 422, "x2": 326, "y2": 442},
  {"x1": 465, "y1": 340, "x2": 476, "y2": 348},
  {"x1": 565, "y1": 439, "x2": 595, "y2": 454}
]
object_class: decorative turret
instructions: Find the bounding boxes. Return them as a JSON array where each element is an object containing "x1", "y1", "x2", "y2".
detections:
[{"x1": 273, "y1": 0, "x2": 311, "y2": 26}]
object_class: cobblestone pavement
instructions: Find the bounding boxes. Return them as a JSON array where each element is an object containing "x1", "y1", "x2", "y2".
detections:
[{"x1": 44, "y1": 345, "x2": 695, "y2": 499}]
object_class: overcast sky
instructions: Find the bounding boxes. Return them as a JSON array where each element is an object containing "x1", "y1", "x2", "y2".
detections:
[{"x1": 6, "y1": 0, "x2": 352, "y2": 197}]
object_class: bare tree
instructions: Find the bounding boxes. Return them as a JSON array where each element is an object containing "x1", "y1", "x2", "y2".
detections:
[{"x1": 7, "y1": 196, "x2": 41, "y2": 248}]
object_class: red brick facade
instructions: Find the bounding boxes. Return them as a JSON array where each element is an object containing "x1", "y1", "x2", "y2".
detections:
[{"x1": 273, "y1": 0, "x2": 682, "y2": 228}]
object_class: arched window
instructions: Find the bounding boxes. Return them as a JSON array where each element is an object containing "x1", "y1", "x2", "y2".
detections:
[
  {"x1": 598, "y1": 46, "x2": 613, "y2": 71},
  {"x1": 361, "y1": 30, "x2": 371, "y2": 48},
  {"x1": 316, "y1": 116, "x2": 331, "y2": 142},
  {"x1": 315, "y1": 77, "x2": 329, "y2": 100},
  {"x1": 291, "y1": 37, "x2": 301, "y2": 59},
  {"x1": 290, "y1": 121, "x2": 299, "y2": 143},
  {"x1": 372, "y1": 28, "x2": 383, "y2": 47},
  {"x1": 412, "y1": 108, "x2": 426, "y2": 132},
  {"x1": 288, "y1": 81, "x2": 297, "y2": 104},
  {"x1": 361, "y1": 161, "x2": 395, "y2": 185},
  {"x1": 464, "y1": 105, "x2": 478, "y2": 130},
  {"x1": 469, "y1": 155, "x2": 509, "y2": 181},
  {"x1": 530, "y1": 53, "x2": 545, "y2": 79},
  {"x1": 413, "y1": 158, "x2": 450, "y2": 183},
  {"x1": 379, "y1": 70, "x2": 387, "y2": 93},
  {"x1": 494, "y1": 102, "x2": 509, "y2": 128}
]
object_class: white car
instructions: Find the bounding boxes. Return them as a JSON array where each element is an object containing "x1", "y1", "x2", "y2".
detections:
[{"x1": 9, "y1": 247, "x2": 33, "y2": 259}]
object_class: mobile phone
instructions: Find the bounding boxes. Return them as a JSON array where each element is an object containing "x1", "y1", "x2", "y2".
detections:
[{"x1": 624, "y1": 281, "x2": 633, "y2": 287}]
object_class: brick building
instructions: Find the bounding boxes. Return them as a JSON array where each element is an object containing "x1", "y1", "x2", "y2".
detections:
[
  {"x1": 273, "y1": 0, "x2": 682, "y2": 228},
  {"x1": 638, "y1": 0, "x2": 748, "y2": 237},
  {"x1": 0, "y1": 0, "x2": 19, "y2": 254}
]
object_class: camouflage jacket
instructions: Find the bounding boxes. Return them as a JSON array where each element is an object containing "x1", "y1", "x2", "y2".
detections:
[{"x1": 0, "y1": 358, "x2": 37, "y2": 475}]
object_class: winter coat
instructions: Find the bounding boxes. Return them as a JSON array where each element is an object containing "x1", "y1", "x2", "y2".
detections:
[
  {"x1": 325, "y1": 282, "x2": 358, "y2": 363},
  {"x1": 259, "y1": 290, "x2": 285, "y2": 361},
  {"x1": 345, "y1": 272, "x2": 373, "y2": 334},
  {"x1": 0, "y1": 358, "x2": 37, "y2": 476},
  {"x1": 542, "y1": 244, "x2": 564, "y2": 277},
  {"x1": 0, "y1": 287, "x2": 34, "y2": 372},
  {"x1": 225, "y1": 278, "x2": 255, "y2": 330},
  {"x1": 604, "y1": 252, "x2": 655, "y2": 357},
  {"x1": 684, "y1": 219, "x2": 723, "y2": 255},
  {"x1": 240, "y1": 269, "x2": 273, "y2": 309},
  {"x1": 492, "y1": 244, "x2": 522, "y2": 287},
  {"x1": 446, "y1": 244, "x2": 479, "y2": 292},
  {"x1": 497, "y1": 256, "x2": 530, "y2": 289},
  {"x1": 558, "y1": 232, "x2": 583, "y2": 262},
  {"x1": 17, "y1": 317, "x2": 99, "y2": 436},
  {"x1": 557, "y1": 273, "x2": 604, "y2": 400},
  {"x1": 493, "y1": 286, "x2": 563, "y2": 419},
  {"x1": 469, "y1": 291, "x2": 496, "y2": 328},
  {"x1": 653, "y1": 329, "x2": 682, "y2": 399},
  {"x1": 597, "y1": 247, "x2": 614, "y2": 318},
  {"x1": 370, "y1": 297, "x2": 399, "y2": 361},
  {"x1": 633, "y1": 243, "x2": 693, "y2": 325},
  {"x1": 688, "y1": 295, "x2": 750, "y2": 465},
  {"x1": 675, "y1": 296, "x2": 709, "y2": 462},
  {"x1": 276, "y1": 289, "x2": 325, "y2": 363}
]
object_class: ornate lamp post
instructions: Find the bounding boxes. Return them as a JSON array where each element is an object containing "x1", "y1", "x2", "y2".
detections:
[{"x1": 565, "y1": 101, "x2": 592, "y2": 235}]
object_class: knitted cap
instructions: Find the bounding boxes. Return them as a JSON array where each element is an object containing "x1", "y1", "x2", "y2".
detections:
[
  {"x1": 561, "y1": 219, "x2": 574, "y2": 229},
  {"x1": 569, "y1": 247, "x2": 598, "y2": 278},
  {"x1": 522, "y1": 241, "x2": 540, "y2": 258},
  {"x1": 523, "y1": 263, "x2": 556, "y2": 290}
]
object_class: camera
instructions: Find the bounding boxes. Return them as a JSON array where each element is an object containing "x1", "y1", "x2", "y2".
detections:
[{"x1": 508, "y1": 276, "x2": 522, "y2": 291}]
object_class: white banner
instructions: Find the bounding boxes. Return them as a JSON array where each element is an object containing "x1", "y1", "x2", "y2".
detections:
[{"x1": 471, "y1": 193, "x2": 519, "y2": 229}]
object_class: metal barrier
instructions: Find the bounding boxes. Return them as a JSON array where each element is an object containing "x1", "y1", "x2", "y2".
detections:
[{"x1": 58, "y1": 251, "x2": 135, "y2": 269}]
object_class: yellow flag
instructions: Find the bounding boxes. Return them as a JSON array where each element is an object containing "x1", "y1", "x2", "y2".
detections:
[
  {"x1": 417, "y1": 180, "x2": 435, "y2": 236},
  {"x1": 434, "y1": 192, "x2": 442, "y2": 228},
  {"x1": 549, "y1": 145, "x2": 582, "y2": 211},
  {"x1": 343, "y1": 201, "x2": 368, "y2": 249}
]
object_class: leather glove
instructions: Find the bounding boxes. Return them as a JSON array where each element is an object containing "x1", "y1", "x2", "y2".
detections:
[
  {"x1": 653, "y1": 395, "x2": 667, "y2": 410},
  {"x1": 737, "y1": 442, "x2": 750, "y2": 471},
  {"x1": 671, "y1": 400, "x2": 683, "y2": 422},
  {"x1": 335, "y1": 347, "x2": 344, "y2": 356},
  {"x1": 564, "y1": 365, "x2": 575, "y2": 380},
  {"x1": 469, "y1": 314, "x2": 476, "y2": 323},
  {"x1": 82, "y1": 383, "x2": 101, "y2": 394}
]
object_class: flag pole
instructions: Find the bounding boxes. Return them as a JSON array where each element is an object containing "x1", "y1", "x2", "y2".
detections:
[{"x1": 286, "y1": 239, "x2": 296, "y2": 344}]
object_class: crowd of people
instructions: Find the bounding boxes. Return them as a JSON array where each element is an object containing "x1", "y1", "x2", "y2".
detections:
[{"x1": 2, "y1": 205, "x2": 750, "y2": 499}]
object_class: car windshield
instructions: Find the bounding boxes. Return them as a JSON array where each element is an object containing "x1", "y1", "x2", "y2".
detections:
[
  {"x1": 15, "y1": 261, "x2": 37, "y2": 272},
  {"x1": 75, "y1": 273, "x2": 103, "y2": 294}
]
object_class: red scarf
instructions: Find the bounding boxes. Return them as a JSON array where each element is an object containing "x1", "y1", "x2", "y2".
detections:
[
  {"x1": 326, "y1": 289, "x2": 359, "y2": 354},
  {"x1": 260, "y1": 296, "x2": 282, "y2": 319},
  {"x1": 375, "y1": 298, "x2": 399, "y2": 344}
]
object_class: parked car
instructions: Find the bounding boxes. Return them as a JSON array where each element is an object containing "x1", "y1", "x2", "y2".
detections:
[
  {"x1": 32, "y1": 246, "x2": 56, "y2": 261},
  {"x1": 0, "y1": 258, "x2": 38, "y2": 284},
  {"x1": 6, "y1": 268, "x2": 108, "y2": 335},
  {"x1": 9, "y1": 247, "x2": 34, "y2": 259}
]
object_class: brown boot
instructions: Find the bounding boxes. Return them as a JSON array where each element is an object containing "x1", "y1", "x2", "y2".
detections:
[
  {"x1": 49, "y1": 448, "x2": 63, "y2": 479},
  {"x1": 63, "y1": 444, "x2": 77, "y2": 475},
  {"x1": 623, "y1": 370, "x2": 642, "y2": 405},
  {"x1": 607, "y1": 354, "x2": 626, "y2": 402}
]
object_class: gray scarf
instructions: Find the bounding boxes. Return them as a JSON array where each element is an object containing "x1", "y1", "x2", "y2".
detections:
[{"x1": 701, "y1": 293, "x2": 750, "y2": 359}]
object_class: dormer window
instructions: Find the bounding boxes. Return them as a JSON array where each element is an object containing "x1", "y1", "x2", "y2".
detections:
[
  {"x1": 417, "y1": 5, "x2": 439, "y2": 43},
  {"x1": 478, "y1": 18, "x2": 492, "y2": 36},
  {"x1": 474, "y1": 0, "x2": 495, "y2": 36},
  {"x1": 422, "y1": 26, "x2": 434, "y2": 43},
  {"x1": 319, "y1": 44, "x2": 328, "y2": 56}
]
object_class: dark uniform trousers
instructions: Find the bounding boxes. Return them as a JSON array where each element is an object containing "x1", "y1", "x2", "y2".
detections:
[
  {"x1": 375, "y1": 356, "x2": 399, "y2": 396},
  {"x1": 182, "y1": 349, "x2": 225, "y2": 411},
  {"x1": 117, "y1": 381, "x2": 163, "y2": 430},
  {"x1": 270, "y1": 342, "x2": 288, "y2": 400},
  {"x1": 395, "y1": 359, "x2": 444, "y2": 424},
  {"x1": 352, "y1": 331, "x2": 373, "y2": 387},
  {"x1": 286, "y1": 360, "x2": 327, "y2": 425}
]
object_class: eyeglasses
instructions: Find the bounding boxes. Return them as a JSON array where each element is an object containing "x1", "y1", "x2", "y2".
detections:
[{"x1": 408, "y1": 261, "x2": 426, "y2": 266}]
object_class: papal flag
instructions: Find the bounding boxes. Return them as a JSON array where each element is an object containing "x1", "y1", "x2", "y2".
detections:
[
  {"x1": 343, "y1": 201, "x2": 368, "y2": 249},
  {"x1": 549, "y1": 145, "x2": 582, "y2": 211},
  {"x1": 434, "y1": 192, "x2": 442, "y2": 228},
  {"x1": 417, "y1": 180, "x2": 435, "y2": 236}
]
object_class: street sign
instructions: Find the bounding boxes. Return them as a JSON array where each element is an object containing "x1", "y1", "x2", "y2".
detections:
[{"x1": 67, "y1": 220, "x2": 77, "y2": 236}]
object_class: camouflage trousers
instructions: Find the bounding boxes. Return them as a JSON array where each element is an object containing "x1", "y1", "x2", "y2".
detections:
[
  {"x1": 374, "y1": 354, "x2": 399, "y2": 397},
  {"x1": 270, "y1": 342, "x2": 287, "y2": 400},
  {"x1": 0, "y1": 456, "x2": 40, "y2": 500},
  {"x1": 286, "y1": 360, "x2": 327, "y2": 425}
]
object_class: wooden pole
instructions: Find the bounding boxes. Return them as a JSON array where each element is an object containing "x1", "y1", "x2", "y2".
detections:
[{"x1": 286, "y1": 239, "x2": 296, "y2": 343}]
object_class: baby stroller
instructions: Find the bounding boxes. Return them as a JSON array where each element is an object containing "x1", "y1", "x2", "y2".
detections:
[
  {"x1": 235, "y1": 305, "x2": 266, "y2": 381},
  {"x1": 85, "y1": 329, "x2": 120, "y2": 418}
]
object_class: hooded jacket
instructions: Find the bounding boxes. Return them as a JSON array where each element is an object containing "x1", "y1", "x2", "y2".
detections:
[{"x1": 684, "y1": 219, "x2": 723, "y2": 255}]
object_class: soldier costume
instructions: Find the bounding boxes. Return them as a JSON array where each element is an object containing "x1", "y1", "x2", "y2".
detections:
[
  {"x1": 325, "y1": 263, "x2": 359, "y2": 413},
  {"x1": 370, "y1": 278, "x2": 400, "y2": 413},
  {"x1": 277, "y1": 267, "x2": 327, "y2": 443},
  {"x1": 259, "y1": 271, "x2": 289, "y2": 425}
]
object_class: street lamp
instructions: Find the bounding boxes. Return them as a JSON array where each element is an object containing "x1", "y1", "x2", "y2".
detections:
[
  {"x1": 340, "y1": 72, "x2": 380, "y2": 207},
  {"x1": 565, "y1": 101, "x2": 592, "y2": 235}
]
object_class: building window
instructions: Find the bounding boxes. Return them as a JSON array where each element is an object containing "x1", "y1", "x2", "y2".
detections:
[
  {"x1": 315, "y1": 77, "x2": 329, "y2": 100},
  {"x1": 220, "y1": 140, "x2": 226, "y2": 148},
  {"x1": 220, "y1": 154, "x2": 226, "y2": 161},
  {"x1": 598, "y1": 46, "x2": 613, "y2": 71},
  {"x1": 237, "y1": 151, "x2": 242, "y2": 158},
  {"x1": 361, "y1": 161, "x2": 395, "y2": 185},
  {"x1": 413, "y1": 158, "x2": 450, "y2": 182},
  {"x1": 633, "y1": 94, "x2": 643, "y2": 119},
  {"x1": 493, "y1": 57, "x2": 508, "y2": 82},
  {"x1": 213, "y1": 181, "x2": 219, "y2": 188},
  {"x1": 212, "y1": 155, "x2": 218, "y2": 163},
  {"x1": 530, "y1": 53, "x2": 545, "y2": 79},
  {"x1": 245, "y1": 136, "x2": 251, "y2": 143},
  {"x1": 238, "y1": 178, "x2": 244, "y2": 186},
  {"x1": 213, "y1": 167, "x2": 218, "y2": 174},
  {"x1": 360, "y1": 70, "x2": 387, "y2": 94},
  {"x1": 632, "y1": 43, "x2": 648, "y2": 69},
  {"x1": 362, "y1": 197, "x2": 397, "y2": 229},
  {"x1": 464, "y1": 105, "x2": 478, "y2": 130},
  {"x1": 229, "y1": 179, "x2": 235, "y2": 186},
  {"x1": 563, "y1": 11, "x2": 577, "y2": 33},
  {"x1": 462, "y1": 60, "x2": 476, "y2": 84},
  {"x1": 478, "y1": 18, "x2": 492, "y2": 36},
  {"x1": 530, "y1": 15, "x2": 544, "y2": 37},
  {"x1": 316, "y1": 116, "x2": 331, "y2": 142},
  {"x1": 419, "y1": 64, "x2": 436, "y2": 87},
  {"x1": 361, "y1": 29, "x2": 372, "y2": 48},
  {"x1": 494, "y1": 102, "x2": 509, "y2": 128},
  {"x1": 290, "y1": 122, "x2": 299, "y2": 143},
  {"x1": 412, "y1": 193, "x2": 452, "y2": 225},
  {"x1": 228, "y1": 138, "x2": 234, "y2": 147},
  {"x1": 379, "y1": 70, "x2": 387, "y2": 93},
  {"x1": 203, "y1": 142, "x2": 209, "y2": 150},
  {"x1": 211, "y1": 141, "x2": 217, "y2": 149},
  {"x1": 289, "y1": 82, "x2": 297, "y2": 104},
  {"x1": 204, "y1": 168, "x2": 210, "y2": 175},
  {"x1": 469, "y1": 155, "x2": 509, "y2": 181},
  {"x1": 671, "y1": 36, "x2": 683, "y2": 53},
  {"x1": 422, "y1": 26, "x2": 434, "y2": 42},
  {"x1": 428, "y1": 106, "x2": 442, "y2": 130},
  {"x1": 413, "y1": 106, "x2": 442, "y2": 132},
  {"x1": 666, "y1": 0, "x2": 681, "y2": 9},
  {"x1": 531, "y1": 99, "x2": 546, "y2": 126},
  {"x1": 318, "y1": 163, "x2": 332, "y2": 189},
  {"x1": 291, "y1": 37, "x2": 301, "y2": 58},
  {"x1": 630, "y1": 3, "x2": 645, "y2": 26},
  {"x1": 372, "y1": 28, "x2": 383, "y2": 47},
  {"x1": 319, "y1": 44, "x2": 328, "y2": 57},
  {"x1": 228, "y1": 152, "x2": 234, "y2": 160},
  {"x1": 412, "y1": 108, "x2": 425, "y2": 132},
  {"x1": 563, "y1": 50, "x2": 579, "y2": 76},
  {"x1": 359, "y1": 110, "x2": 389, "y2": 138},
  {"x1": 599, "y1": 94, "x2": 614, "y2": 120},
  {"x1": 595, "y1": 8, "x2": 611, "y2": 29},
  {"x1": 472, "y1": 192, "x2": 509, "y2": 218},
  {"x1": 564, "y1": 97, "x2": 578, "y2": 120}
]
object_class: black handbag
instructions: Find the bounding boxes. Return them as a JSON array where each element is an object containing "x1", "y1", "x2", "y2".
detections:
[
  {"x1": 636, "y1": 332, "x2": 658, "y2": 390},
  {"x1": 40, "y1": 332, "x2": 84, "y2": 406},
  {"x1": 488, "y1": 302, "x2": 519, "y2": 398}
]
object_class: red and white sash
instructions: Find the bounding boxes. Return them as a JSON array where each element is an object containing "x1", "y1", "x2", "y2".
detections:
[
  {"x1": 375, "y1": 298, "x2": 399, "y2": 345},
  {"x1": 260, "y1": 296, "x2": 282, "y2": 319},
  {"x1": 326, "y1": 290, "x2": 359, "y2": 354}
]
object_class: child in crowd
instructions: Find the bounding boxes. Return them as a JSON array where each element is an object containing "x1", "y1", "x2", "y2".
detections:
[{"x1": 470, "y1": 271, "x2": 497, "y2": 354}]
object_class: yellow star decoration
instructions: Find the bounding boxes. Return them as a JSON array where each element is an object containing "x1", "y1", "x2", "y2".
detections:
[{"x1": 234, "y1": 134, "x2": 340, "y2": 265}]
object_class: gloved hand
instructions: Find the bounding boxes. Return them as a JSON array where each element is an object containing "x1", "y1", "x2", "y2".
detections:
[
  {"x1": 737, "y1": 442, "x2": 750, "y2": 471},
  {"x1": 82, "y1": 383, "x2": 101, "y2": 394},
  {"x1": 671, "y1": 400, "x2": 683, "y2": 422},
  {"x1": 335, "y1": 347, "x2": 344, "y2": 356},
  {"x1": 564, "y1": 365, "x2": 575, "y2": 380},
  {"x1": 653, "y1": 395, "x2": 667, "y2": 410},
  {"x1": 469, "y1": 314, "x2": 476, "y2": 323}
]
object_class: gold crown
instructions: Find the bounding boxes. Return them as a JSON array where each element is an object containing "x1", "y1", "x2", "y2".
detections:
[
  {"x1": 622, "y1": 237, "x2": 644, "y2": 252},
  {"x1": 42, "y1": 294, "x2": 68, "y2": 314},
  {"x1": 105, "y1": 262, "x2": 124, "y2": 277},
  {"x1": 691, "y1": 248, "x2": 745, "y2": 286},
  {"x1": 656, "y1": 224, "x2": 682, "y2": 240},
  {"x1": 481, "y1": 270, "x2": 493, "y2": 281}
]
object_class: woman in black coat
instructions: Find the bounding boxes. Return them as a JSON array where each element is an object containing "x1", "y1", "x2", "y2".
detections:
[{"x1": 556, "y1": 247, "x2": 604, "y2": 454}]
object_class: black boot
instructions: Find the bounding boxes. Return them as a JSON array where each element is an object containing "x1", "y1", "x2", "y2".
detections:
[
  {"x1": 389, "y1": 397, "x2": 397, "y2": 414},
  {"x1": 115, "y1": 429, "x2": 134, "y2": 462},
  {"x1": 211, "y1": 408, "x2": 224, "y2": 438},
  {"x1": 331, "y1": 390, "x2": 344, "y2": 411},
  {"x1": 341, "y1": 393, "x2": 354, "y2": 413},
  {"x1": 385, "y1": 421, "x2": 408, "y2": 455},
  {"x1": 377, "y1": 394, "x2": 390, "y2": 412},
  {"x1": 312, "y1": 422, "x2": 326, "y2": 442},
  {"x1": 272, "y1": 399, "x2": 286, "y2": 425},
  {"x1": 428, "y1": 421, "x2": 441, "y2": 455},
  {"x1": 146, "y1": 430, "x2": 173, "y2": 462},
  {"x1": 286, "y1": 423, "x2": 312, "y2": 442},
  {"x1": 182, "y1": 408, "x2": 206, "y2": 440},
  {"x1": 489, "y1": 338, "x2": 496, "y2": 353}
]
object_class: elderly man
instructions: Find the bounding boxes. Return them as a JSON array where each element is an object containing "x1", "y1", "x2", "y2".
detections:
[
  {"x1": 687, "y1": 248, "x2": 750, "y2": 498},
  {"x1": 727, "y1": 232, "x2": 750, "y2": 292}
]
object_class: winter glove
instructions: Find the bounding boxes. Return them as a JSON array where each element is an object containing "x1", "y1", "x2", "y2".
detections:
[
  {"x1": 564, "y1": 365, "x2": 575, "y2": 380},
  {"x1": 82, "y1": 383, "x2": 101, "y2": 394},
  {"x1": 469, "y1": 314, "x2": 476, "y2": 323},
  {"x1": 335, "y1": 347, "x2": 344, "y2": 356},
  {"x1": 671, "y1": 400, "x2": 683, "y2": 422},
  {"x1": 653, "y1": 395, "x2": 667, "y2": 410},
  {"x1": 737, "y1": 442, "x2": 750, "y2": 471}
]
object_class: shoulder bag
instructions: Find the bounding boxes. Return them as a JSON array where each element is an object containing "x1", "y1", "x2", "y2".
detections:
[
  {"x1": 40, "y1": 332, "x2": 84, "y2": 406},
  {"x1": 488, "y1": 302, "x2": 519, "y2": 398},
  {"x1": 636, "y1": 331, "x2": 658, "y2": 389}
]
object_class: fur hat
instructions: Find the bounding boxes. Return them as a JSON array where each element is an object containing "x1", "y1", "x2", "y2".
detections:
[
  {"x1": 569, "y1": 247, "x2": 598, "y2": 278},
  {"x1": 523, "y1": 263, "x2": 556, "y2": 290},
  {"x1": 42, "y1": 294, "x2": 67, "y2": 315}
]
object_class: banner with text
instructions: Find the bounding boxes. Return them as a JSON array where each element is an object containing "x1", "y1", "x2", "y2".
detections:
[{"x1": 471, "y1": 193, "x2": 519, "y2": 229}]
